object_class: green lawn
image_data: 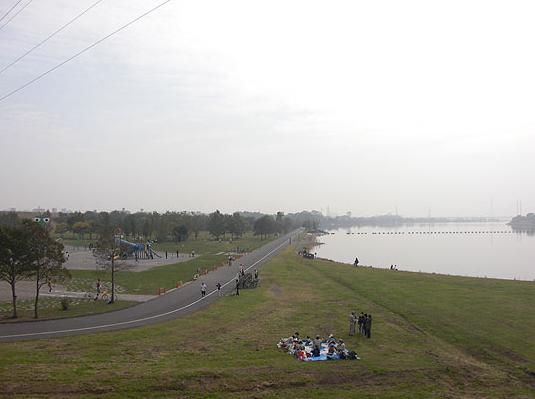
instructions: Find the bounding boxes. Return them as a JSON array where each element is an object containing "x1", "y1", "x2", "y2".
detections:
[
  {"x1": 154, "y1": 232, "x2": 272, "y2": 255},
  {"x1": 68, "y1": 254, "x2": 227, "y2": 295},
  {"x1": 0, "y1": 250, "x2": 533, "y2": 398},
  {"x1": 0, "y1": 298, "x2": 134, "y2": 322}
]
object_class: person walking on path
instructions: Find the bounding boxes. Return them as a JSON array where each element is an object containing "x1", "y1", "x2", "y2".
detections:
[
  {"x1": 201, "y1": 282, "x2": 207, "y2": 297},
  {"x1": 94, "y1": 278, "x2": 101, "y2": 301},
  {"x1": 216, "y1": 282, "x2": 222, "y2": 296},
  {"x1": 165, "y1": 251, "x2": 168, "y2": 259},
  {"x1": 365, "y1": 314, "x2": 372, "y2": 338},
  {"x1": 176, "y1": 249, "x2": 179, "y2": 258},
  {"x1": 349, "y1": 311, "x2": 357, "y2": 336}
]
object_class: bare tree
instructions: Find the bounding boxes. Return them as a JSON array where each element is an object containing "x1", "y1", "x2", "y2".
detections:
[
  {"x1": 25, "y1": 221, "x2": 69, "y2": 318},
  {"x1": 93, "y1": 231, "x2": 124, "y2": 304}
]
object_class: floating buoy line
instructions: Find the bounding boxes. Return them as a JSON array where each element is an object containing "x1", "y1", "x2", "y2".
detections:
[{"x1": 341, "y1": 231, "x2": 513, "y2": 235}]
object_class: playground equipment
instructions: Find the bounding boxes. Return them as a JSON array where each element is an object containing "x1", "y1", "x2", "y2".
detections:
[{"x1": 115, "y1": 237, "x2": 161, "y2": 260}]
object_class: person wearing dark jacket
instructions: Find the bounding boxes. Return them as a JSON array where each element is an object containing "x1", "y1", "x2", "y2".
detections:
[
  {"x1": 358, "y1": 312, "x2": 365, "y2": 335},
  {"x1": 365, "y1": 314, "x2": 372, "y2": 338}
]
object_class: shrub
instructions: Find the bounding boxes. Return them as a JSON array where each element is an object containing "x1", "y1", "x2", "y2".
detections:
[{"x1": 60, "y1": 297, "x2": 70, "y2": 311}]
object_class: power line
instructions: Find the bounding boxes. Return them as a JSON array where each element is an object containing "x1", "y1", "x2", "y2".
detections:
[
  {"x1": 0, "y1": 0, "x2": 106, "y2": 76},
  {"x1": 0, "y1": 0, "x2": 33, "y2": 32},
  {"x1": 0, "y1": 0, "x2": 24, "y2": 23},
  {"x1": 0, "y1": 0, "x2": 175, "y2": 103}
]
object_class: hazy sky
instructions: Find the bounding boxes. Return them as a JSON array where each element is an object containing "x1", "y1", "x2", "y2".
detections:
[{"x1": 1, "y1": 0, "x2": 534, "y2": 217}]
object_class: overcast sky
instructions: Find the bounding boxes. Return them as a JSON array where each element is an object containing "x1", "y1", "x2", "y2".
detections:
[{"x1": 1, "y1": 0, "x2": 534, "y2": 217}]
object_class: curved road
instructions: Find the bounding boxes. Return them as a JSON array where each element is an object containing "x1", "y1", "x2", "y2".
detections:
[{"x1": 0, "y1": 230, "x2": 302, "y2": 342}]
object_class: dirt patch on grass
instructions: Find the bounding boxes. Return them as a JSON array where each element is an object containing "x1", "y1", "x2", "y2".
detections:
[{"x1": 269, "y1": 283, "x2": 283, "y2": 298}]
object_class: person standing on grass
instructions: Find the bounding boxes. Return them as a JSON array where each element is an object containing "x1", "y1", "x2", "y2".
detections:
[
  {"x1": 354, "y1": 257, "x2": 359, "y2": 267},
  {"x1": 165, "y1": 251, "x2": 168, "y2": 259},
  {"x1": 176, "y1": 249, "x2": 179, "y2": 258},
  {"x1": 365, "y1": 314, "x2": 372, "y2": 338},
  {"x1": 235, "y1": 278, "x2": 240, "y2": 296},
  {"x1": 254, "y1": 269, "x2": 258, "y2": 279},
  {"x1": 349, "y1": 311, "x2": 357, "y2": 336},
  {"x1": 359, "y1": 313, "x2": 366, "y2": 335},
  {"x1": 216, "y1": 282, "x2": 222, "y2": 296},
  {"x1": 201, "y1": 282, "x2": 207, "y2": 297}
]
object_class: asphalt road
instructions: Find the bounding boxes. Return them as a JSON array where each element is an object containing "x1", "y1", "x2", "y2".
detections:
[{"x1": 0, "y1": 230, "x2": 303, "y2": 342}]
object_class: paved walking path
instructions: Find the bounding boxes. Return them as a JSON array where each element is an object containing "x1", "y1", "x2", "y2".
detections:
[{"x1": 0, "y1": 230, "x2": 302, "y2": 342}]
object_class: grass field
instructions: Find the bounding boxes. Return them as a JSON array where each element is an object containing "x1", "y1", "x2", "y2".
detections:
[
  {"x1": 67, "y1": 254, "x2": 227, "y2": 295},
  {"x1": 0, "y1": 249, "x2": 533, "y2": 398},
  {"x1": 0, "y1": 298, "x2": 135, "y2": 322}
]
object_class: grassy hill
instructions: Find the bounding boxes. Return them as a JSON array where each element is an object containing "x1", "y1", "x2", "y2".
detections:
[{"x1": 0, "y1": 249, "x2": 533, "y2": 398}]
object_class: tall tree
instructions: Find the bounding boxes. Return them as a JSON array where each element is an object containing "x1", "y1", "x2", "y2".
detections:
[
  {"x1": 228, "y1": 212, "x2": 246, "y2": 238},
  {"x1": 172, "y1": 225, "x2": 189, "y2": 242},
  {"x1": 208, "y1": 210, "x2": 226, "y2": 239},
  {"x1": 253, "y1": 215, "x2": 278, "y2": 239},
  {"x1": 25, "y1": 221, "x2": 69, "y2": 319},
  {"x1": 0, "y1": 225, "x2": 32, "y2": 318},
  {"x1": 93, "y1": 230, "x2": 124, "y2": 304},
  {"x1": 72, "y1": 221, "x2": 90, "y2": 240}
]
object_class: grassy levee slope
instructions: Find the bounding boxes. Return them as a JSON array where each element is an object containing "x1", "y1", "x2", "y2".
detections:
[{"x1": 1, "y1": 250, "x2": 534, "y2": 398}]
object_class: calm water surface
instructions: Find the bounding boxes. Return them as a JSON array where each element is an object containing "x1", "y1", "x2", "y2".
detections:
[{"x1": 312, "y1": 223, "x2": 535, "y2": 281}]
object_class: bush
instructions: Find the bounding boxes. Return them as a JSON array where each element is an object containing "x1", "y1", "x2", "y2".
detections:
[{"x1": 60, "y1": 297, "x2": 70, "y2": 311}]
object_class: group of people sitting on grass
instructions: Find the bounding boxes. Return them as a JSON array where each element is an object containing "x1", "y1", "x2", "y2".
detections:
[{"x1": 277, "y1": 332, "x2": 359, "y2": 361}]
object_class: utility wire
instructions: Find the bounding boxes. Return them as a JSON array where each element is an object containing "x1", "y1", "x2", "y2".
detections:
[
  {"x1": 0, "y1": 0, "x2": 106, "y2": 76},
  {"x1": 0, "y1": 0, "x2": 33, "y2": 32},
  {"x1": 0, "y1": 0, "x2": 24, "y2": 23},
  {"x1": 0, "y1": 0, "x2": 174, "y2": 103}
]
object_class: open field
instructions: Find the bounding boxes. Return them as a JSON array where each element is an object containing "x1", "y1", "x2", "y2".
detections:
[{"x1": 0, "y1": 249, "x2": 533, "y2": 398}]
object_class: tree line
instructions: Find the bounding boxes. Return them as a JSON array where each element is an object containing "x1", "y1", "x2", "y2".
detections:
[{"x1": 0, "y1": 209, "x2": 317, "y2": 243}]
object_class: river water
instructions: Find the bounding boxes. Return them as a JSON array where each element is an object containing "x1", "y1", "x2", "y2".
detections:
[{"x1": 312, "y1": 222, "x2": 535, "y2": 281}]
